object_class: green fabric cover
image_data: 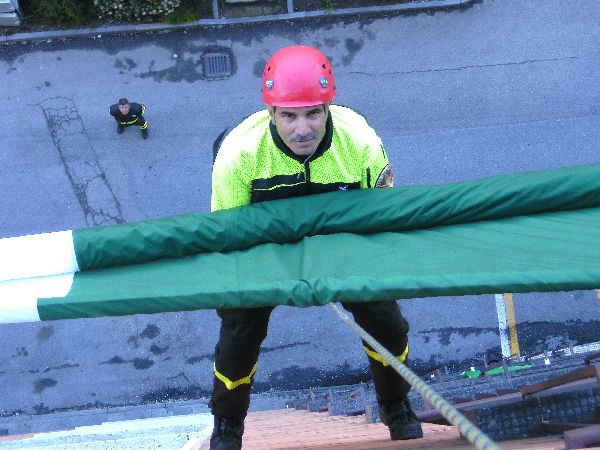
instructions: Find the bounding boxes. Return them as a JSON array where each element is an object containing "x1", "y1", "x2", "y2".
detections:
[
  {"x1": 38, "y1": 164, "x2": 600, "y2": 320},
  {"x1": 72, "y1": 164, "x2": 600, "y2": 271},
  {"x1": 463, "y1": 364, "x2": 535, "y2": 378}
]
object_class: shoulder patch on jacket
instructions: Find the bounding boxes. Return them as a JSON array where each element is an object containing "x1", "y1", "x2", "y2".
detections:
[{"x1": 375, "y1": 164, "x2": 394, "y2": 188}]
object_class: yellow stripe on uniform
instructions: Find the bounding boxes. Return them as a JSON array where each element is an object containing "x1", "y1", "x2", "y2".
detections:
[
  {"x1": 255, "y1": 182, "x2": 305, "y2": 192},
  {"x1": 214, "y1": 363, "x2": 257, "y2": 390},
  {"x1": 504, "y1": 293, "x2": 521, "y2": 358},
  {"x1": 363, "y1": 344, "x2": 409, "y2": 366}
]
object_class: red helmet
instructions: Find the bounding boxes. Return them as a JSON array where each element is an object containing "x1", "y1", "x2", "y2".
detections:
[{"x1": 262, "y1": 45, "x2": 336, "y2": 107}]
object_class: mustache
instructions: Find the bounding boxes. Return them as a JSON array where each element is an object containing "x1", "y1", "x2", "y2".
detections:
[{"x1": 289, "y1": 132, "x2": 317, "y2": 142}]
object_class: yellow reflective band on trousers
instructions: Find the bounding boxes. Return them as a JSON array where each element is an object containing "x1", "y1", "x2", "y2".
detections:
[
  {"x1": 363, "y1": 344, "x2": 409, "y2": 366},
  {"x1": 140, "y1": 122, "x2": 148, "y2": 130},
  {"x1": 214, "y1": 363, "x2": 257, "y2": 390},
  {"x1": 118, "y1": 119, "x2": 140, "y2": 125}
]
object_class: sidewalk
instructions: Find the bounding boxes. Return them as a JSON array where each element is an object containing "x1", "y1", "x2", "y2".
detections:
[{"x1": 0, "y1": 0, "x2": 472, "y2": 44}]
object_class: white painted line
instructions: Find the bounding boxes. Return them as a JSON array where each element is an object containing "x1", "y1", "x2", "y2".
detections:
[
  {"x1": 0, "y1": 273, "x2": 74, "y2": 323},
  {"x1": 0, "y1": 230, "x2": 79, "y2": 282},
  {"x1": 495, "y1": 293, "x2": 511, "y2": 359}
]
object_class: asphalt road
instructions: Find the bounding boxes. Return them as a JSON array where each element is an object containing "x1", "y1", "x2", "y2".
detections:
[{"x1": 0, "y1": 0, "x2": 599, "y2": 417}]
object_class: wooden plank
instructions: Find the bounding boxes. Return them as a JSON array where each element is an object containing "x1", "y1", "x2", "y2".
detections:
[{"x1": 521, "y1": 366, "x2": 596, "y2": 396}]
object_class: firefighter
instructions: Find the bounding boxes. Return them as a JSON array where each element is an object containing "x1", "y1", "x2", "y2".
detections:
[
  {"x1": 209, "y1": 45, "x2": 422, "y2": 450},
  {"x1": 108, "y1": 98, "x2": 148, "y2": 139}
]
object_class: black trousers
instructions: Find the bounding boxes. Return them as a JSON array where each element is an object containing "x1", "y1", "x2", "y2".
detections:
[
  {"x1": 210, "y1": 301, "x2": 411, "y2": 419},
  {"x1": 117, "y1": 115, "x2": 147, "y2": 129}
]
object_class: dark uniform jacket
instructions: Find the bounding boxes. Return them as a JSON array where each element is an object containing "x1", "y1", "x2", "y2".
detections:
[{"x1": 108, "y1": 103, "x2": 146, "y2": 125}]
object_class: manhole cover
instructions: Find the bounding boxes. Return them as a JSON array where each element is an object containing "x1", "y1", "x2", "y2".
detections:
[{"x1": 203, "y1": 52, "x2": 231, "y2": 78}]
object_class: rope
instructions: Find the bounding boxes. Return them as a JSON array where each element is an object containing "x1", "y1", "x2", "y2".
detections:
[{"x1": 328, "y1": 303, "x2": 502, "y2": 450}]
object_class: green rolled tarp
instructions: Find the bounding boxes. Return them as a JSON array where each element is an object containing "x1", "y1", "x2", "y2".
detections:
[
  {"x1": 1, "y1": 164, "x2": 600, "y2": 323},
  {"x1": 72, "y1": 163, "x2": 600, "y2": 271}
]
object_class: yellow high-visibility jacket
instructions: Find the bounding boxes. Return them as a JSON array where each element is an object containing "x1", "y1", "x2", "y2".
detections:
[{"x1": 211, "y1": 105, "x2": 393, "y2": 212}]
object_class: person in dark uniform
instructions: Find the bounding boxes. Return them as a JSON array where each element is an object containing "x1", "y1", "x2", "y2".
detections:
[
  {"x1": 108, "y1": 98, "x2": 148, "y2": 139},
  {"x1": 208, "y1": 45, "x2": 423, "y2": 450}
]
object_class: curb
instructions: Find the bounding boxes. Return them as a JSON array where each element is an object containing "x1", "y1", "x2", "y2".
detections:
[
  {"x1": 0, "y1": 0, "x2": 472, "y2": 44},
  {"x1": 0, "y1": 399, "x2": 210, "y2": 436}
]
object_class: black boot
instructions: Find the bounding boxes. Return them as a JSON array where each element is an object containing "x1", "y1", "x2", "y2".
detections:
[
  {"x1": 141, "y1": 128, "x2": 148, "y2": 139},
  {"x1": 117, "y1": 124, "x2": 125, "y2": 134},
  {"x1": 378, "y1": 398, "x2": 423, "y2": 440},
  {"x1": 210, "y1": 416, "x2": 244, "y2": 450}
]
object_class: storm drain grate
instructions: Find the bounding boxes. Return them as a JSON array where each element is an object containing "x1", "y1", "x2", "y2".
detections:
[{"x1": 203, "y1": 52, "x2": 231, "y2": 78}]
